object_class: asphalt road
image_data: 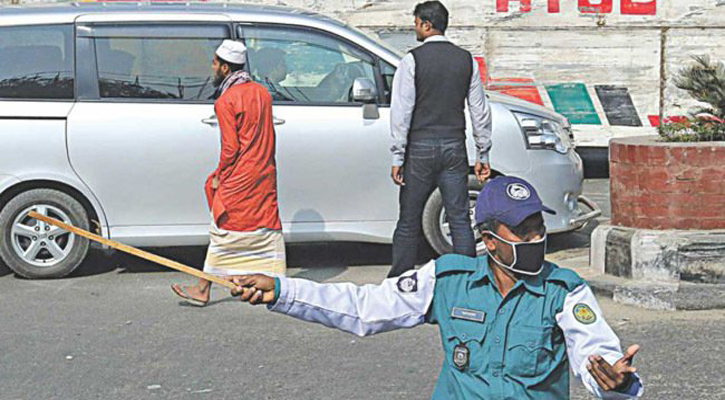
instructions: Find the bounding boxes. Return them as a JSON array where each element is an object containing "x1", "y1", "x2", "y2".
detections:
[
  {"x1": 2, "y1": 180, "x2": 723, "y2": 400},
  {"x1": 2, "y1": 264, "x2": 724, "y2": 400}
]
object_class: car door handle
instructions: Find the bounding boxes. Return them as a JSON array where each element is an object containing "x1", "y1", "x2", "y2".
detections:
[
  {"x1": 201, "y1": 116, "x2": 218, "y2": 126},
  {"x1": 273, "y1": 116, "x2": 286, "y2": 126}
]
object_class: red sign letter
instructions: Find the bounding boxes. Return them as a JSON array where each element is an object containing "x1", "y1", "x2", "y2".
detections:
[
  {"x1": 622, "y1": 0, "x2": 656, "y2": 15},
  {"x1": 548, "y1": 0, "x2": 560, "y2": 13},
  {"x1": 578, "y1": 0, "x2": 613, "y2": 13},
  {"x1": 496, "y1": 0, "x2": 532, "y2": 13},
  {"x1": 496, "y1": 0, "x2": 560, "y2": 13}
]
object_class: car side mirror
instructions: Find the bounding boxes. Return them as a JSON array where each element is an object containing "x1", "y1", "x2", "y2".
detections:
[{"x1": 352, "y1": 78, "x2": 378, "y2": 103}]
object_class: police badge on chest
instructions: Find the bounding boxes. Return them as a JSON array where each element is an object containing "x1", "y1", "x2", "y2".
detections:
[{"x1": 453, "y1": 343, "x2": 470, "y2": 370}]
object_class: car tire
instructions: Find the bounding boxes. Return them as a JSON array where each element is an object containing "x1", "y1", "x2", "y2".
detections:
[
  {"x1": 0, "y1": 189, "x2": 90, "y2": 279},
  {"x1": 422, "y1": 175, "x2": 484, "y2": 256}
]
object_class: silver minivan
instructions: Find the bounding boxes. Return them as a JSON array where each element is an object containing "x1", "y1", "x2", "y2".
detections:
[{"x1": 0, "y1": 3, "x2": 599, "y2": 278}]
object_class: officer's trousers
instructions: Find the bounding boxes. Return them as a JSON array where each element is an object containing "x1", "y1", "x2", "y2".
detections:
[{"x1": 389, "y1": 138, "x2": 476, "y2": 278}]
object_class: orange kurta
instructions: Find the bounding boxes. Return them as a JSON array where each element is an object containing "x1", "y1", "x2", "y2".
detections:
[{"x1": 205, "y1": 81, "x2": 282, "y2": 232}]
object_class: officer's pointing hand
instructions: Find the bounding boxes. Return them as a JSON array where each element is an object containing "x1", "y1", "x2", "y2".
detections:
[
  {"x1": 587, "y1": 344, "x2": 640, "y2": 392},
  {"x1": 229, "y1": 274, "x2": 277, "y2": 305}
]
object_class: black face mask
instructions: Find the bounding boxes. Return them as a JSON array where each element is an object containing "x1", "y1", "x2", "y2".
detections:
[{"x1": 484, "y1": 231, "x2": 547, "y2": 276}]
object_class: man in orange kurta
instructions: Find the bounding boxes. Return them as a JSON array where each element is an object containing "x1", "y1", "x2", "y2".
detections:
[{"x1": 172, "y1": 40, "x2": 286, "y2": 306}]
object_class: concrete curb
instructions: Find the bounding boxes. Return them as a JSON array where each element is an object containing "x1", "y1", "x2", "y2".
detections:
[
  {"x1": 584, "y1": 276, "x2": 725, "y2": 311},
  {"x1": 587, "y1": 224, "x2": 725, "y2": 310}
]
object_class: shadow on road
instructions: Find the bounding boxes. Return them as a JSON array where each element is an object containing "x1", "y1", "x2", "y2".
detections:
[
  {"x1": 118, "y1": 246, "x2": 208, "y2": 274},
  {"x1": 0, "y1": 242, "x2": 406, "y2": 281},
  {"x1": 287, "y1": 242, "x2": 393, "y2": 268},
  {"x1": 288, "y1": 242, "x2": 392, "y2": 281},
  {"x1": 0, "y1": 260, "x2": 11, "y2": 277},
  {"x1": 4, "y1": 226, "x2": 595, "y2": 281},
  {"x1": 287, "y1": 241, "x2": 441, "y2": 280},
  {"x1": 66, "y1": 246, "x2": 208, "y2": 278},
  {"x1": 73, "y1": 241, "x2": 409, "y2": 279}
]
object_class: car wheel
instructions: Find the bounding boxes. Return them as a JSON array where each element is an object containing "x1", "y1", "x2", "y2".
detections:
[
  {"x1": 422, "y1": 175, "x2": 484, "y2": 255},
  {"x1": 0, "y1": 189, "x2": 90, "y2": 279}
]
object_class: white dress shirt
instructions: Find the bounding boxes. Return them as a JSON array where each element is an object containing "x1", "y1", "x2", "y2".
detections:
[{"x1": 390, "y1": 35, "x2": 493, "y2": 167}]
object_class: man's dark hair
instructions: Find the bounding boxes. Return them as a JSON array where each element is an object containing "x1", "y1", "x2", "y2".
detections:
[
  {"x1": 478, "y1": 212, "x2": 546, "y2": 239},
  {"x1": 217, "y1": 55, "x2": 245, "y2": 73},
  {"x1": 413, "y1": 1, "x2": 449, "y2": 33}
]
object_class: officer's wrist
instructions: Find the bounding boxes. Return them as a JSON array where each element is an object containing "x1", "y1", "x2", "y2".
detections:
[{"x1": 273, "y1": 277, "x2": 281, "y2": 303}]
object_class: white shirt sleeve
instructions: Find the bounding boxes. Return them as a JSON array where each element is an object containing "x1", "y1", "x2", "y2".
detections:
[
  {"x1": 467, "y1": 57, "x2": 492, "y2": 164},
  {"x1": 556, "y1": 284, "x2": 644, "y2": 399},
  {"x1": 269, "y1": 261, "x2": 437, "y2": 337},
  {"x1": 389, "y1": 53, "x2": 416, "y2": 167}
]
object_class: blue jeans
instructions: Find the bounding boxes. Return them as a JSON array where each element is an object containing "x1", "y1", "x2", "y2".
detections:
[{"x1": 389, "y1": 138, "x2": 475, "y2": 277}]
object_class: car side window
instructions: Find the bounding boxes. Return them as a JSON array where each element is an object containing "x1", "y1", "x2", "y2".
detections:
[
  {"x1": 0, "y1": 24, "x2": 74, "y2": 100},
  {"x1": 242, "y1": 25, "x2": 377, "y2": 104},
  {"x1": 380, "y1": 60, "x2": 396, "y2": 105},
  {"x1": 90, "y1": 24, "x2": 230, "y2": 101}
]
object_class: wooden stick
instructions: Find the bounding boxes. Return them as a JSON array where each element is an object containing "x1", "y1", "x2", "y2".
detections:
[{"x1": 28, "y1": 211, "x2": 236, "y2": 289}]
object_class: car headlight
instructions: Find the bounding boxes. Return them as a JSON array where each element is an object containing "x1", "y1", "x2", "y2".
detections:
[{"x1": 513, "y1": 112, "x2": 574, "y2": 154}]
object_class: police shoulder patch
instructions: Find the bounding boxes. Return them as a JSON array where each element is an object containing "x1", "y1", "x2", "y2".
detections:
[
  {"x1": 397, "y1": 272, "x2": 418, "y2": 293},
  {"x1": 573, "y1": 303, "x2": 597, "y2": 324}
]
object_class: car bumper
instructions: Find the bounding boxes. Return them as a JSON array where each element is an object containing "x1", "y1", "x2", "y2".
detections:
[
  {"x1": 514, "y1": 149, "x2": 600, "y2": 234},
  {"x1": 548, "y1": 194, "x2": 601, "y2": 233}
]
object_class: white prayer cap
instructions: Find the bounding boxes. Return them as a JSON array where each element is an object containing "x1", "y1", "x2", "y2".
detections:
[{"x1": 216, "y1": 40, "x2": 247, "y2": 65}]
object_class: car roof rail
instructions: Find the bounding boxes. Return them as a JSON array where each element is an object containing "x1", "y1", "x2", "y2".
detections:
[{"x1": 70, "y1": 1, "x2": 231, "y2": 6}]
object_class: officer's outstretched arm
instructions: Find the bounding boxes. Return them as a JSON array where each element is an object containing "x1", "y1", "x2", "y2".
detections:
[
  {"x1": 232, "y1": 262, "x2": 436, "y2": 337},
  {"x1": 555, "y1": 284, "x2": 644, "y2": 399}
]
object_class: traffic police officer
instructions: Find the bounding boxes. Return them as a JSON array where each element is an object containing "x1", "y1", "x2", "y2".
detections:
[{"x1": 230, "y1": 176, "x2": 644, "y2": 399}]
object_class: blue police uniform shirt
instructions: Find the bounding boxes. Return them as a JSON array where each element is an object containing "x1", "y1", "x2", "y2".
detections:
[{"x1": 269, "y1": 254, "x2": 644, "y2": 399}]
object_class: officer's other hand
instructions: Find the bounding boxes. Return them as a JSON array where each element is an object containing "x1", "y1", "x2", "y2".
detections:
[
  {"x1": 474, "y1": 162, "x2": 491, "y2": 183},
  {"x1": 587, "y1": 344, "x2": 640, "y2": 392},
  {"x1": 228, "y1": 274, "x2": 277, "y2": 305},
  {"x1": 212, "y1": 176, "x2": 220, "y2": 189},
  {"x1": 391, "y1": 166, "x2": 405, "y2": 186}
]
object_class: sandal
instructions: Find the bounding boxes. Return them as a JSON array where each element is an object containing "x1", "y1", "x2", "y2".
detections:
[{"x1": 171, "y1": 283, "x2": 209, "y2": 307}]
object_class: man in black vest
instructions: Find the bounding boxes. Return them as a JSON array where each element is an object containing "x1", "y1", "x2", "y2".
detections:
[{"x1": 389, "y1": 0, "x2": 492, "y2": 277}]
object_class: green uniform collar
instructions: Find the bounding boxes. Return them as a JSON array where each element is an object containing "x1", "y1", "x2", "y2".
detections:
[
  {"x1": 435, "y1": 254, "x2": 548, "y2": 296},
  {"x1": 471, "y1": 255, "x2": 546, "y2": 296}
]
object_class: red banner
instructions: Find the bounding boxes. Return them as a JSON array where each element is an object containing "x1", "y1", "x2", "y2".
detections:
[{"x1": 496, "y1": 0, "x2": 656, "y2": 15}]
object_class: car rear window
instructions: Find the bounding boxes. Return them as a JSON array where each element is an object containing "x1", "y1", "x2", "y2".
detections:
[{"x1": 0, "y1": 24, "x2": 74, "y2": 100}]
